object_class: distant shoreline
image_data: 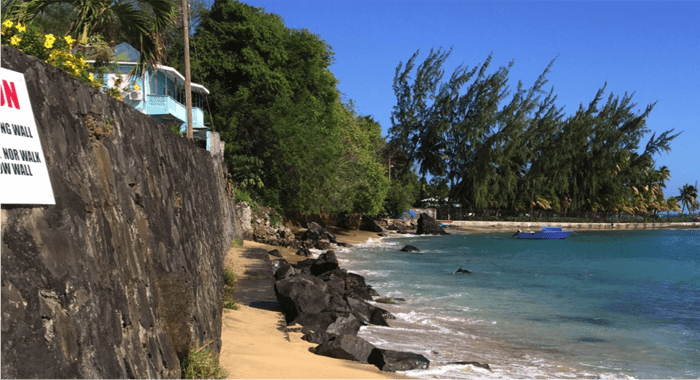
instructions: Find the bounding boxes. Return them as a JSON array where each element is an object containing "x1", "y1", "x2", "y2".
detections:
[{"x1": 440, "y1": 220, "x2": 700, "y2": 231}]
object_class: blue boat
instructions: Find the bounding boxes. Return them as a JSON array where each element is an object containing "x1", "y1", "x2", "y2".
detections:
[{"x1": 516, "y1": 226, "x2": 573, "y2": 239}]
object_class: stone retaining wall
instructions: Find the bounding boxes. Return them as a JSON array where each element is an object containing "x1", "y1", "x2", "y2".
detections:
[{"x1": 1, "y1": 46, "x2": 239, "y2": 378}]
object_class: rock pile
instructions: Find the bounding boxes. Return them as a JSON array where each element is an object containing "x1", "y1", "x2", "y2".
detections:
[{"x1": 272, "y1": 250, "x2": 430, "y2": 372}]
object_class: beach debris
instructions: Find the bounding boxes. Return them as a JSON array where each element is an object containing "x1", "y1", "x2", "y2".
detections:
[
  {"x1": 400, "y1": 244, "x2": 421, "y2": 252},
  {"x1": 416, "y1": 213, "x2": 449, "y2": 235},
  {"x1": 374, "y1": 297, "x2": 396, "y2": 304},
  {"x1": 454, "y1": 268, "x2": 471, "y2": 274},
  {"x1": 367, "y1": 348, "x2": 430, "y2": 372}
]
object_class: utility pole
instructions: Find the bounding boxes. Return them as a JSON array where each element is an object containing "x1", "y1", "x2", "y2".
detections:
[{"x1": 182, "y1": 0, "x2": 193, "y2": 140}]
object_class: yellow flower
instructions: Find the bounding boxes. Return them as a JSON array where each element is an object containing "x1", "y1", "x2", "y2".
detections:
[
  {"x1": 133, "y1": 84, "x2": 141, "y2": 90},
  {"x1": 15, "y1": 23, "x2": 26, "y2": 32},
  {"x1": 44, "y1": 34, "x2": 56, "y2": 49},
  {"x1": 89, "y1": 73, "x2": 95, "y2": 81},
  {"x1": 64, "y1": 35, "x2": 75, "y2": 45},
  {"x1": 2, "y1": 20, "x2": 13, "y2": 29},
  {"x1": 10, "y1": 35, "x2": 21, "y2": 46}
]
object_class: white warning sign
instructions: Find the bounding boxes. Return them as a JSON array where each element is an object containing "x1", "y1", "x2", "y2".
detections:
[{"x1": 1, "y1": 67, "x2": 55, "y2": 205}]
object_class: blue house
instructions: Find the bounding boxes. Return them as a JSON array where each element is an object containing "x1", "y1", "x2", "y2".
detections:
[{"x1": 93, "y1": 43, "x2": 218, "y2": 148}]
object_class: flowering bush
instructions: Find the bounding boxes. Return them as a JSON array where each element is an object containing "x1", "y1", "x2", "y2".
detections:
[{"x1": 2, "y1": 20, "x2": 100, "y2": 88}]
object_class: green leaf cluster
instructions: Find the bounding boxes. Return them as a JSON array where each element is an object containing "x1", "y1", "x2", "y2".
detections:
[{"x1": 390, "y1": 48, "x2": 682, "y2": 217}]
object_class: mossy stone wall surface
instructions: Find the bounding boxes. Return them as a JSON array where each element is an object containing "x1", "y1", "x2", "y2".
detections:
[{"x1": 1, "y1": 46, "x2": 239, "y2": 378}]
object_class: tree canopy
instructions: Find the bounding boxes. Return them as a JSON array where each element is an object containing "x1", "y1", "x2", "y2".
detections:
[
  {"x1": 389, "y1": 48, "x2": 681, "y2": 217},
  {"x1": 180, "y1": 0, "x2": 389, "y2": 215}
]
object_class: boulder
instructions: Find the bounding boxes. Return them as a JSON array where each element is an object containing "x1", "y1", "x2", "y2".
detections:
[
  {"x1": 343, "y1": 273, "x2": 373, "y2": 301},
  {"x1": 400, "y1": 245, "x2": 421, "y2": 252},
  {"x1": 274, "y1": 274, "x2": 330, "y2": 324},
  {"x1": 323, "y1": 276, "x2": 346, "y2": 294},
  {"x1": 294, "y1": 312, "x2": 343, "y2": 334},
  {"x1": 315, "y1": 240, "x2": 332, "y2": 250},
  {"x1": 325, "y1": 314, "x2": 362, "y2": 336},
  {"x1": 454, "y1": 268, "x2": 471, "y2": 274},
  {"x1": 301, "y1": 331, "x2": 333, "y2": 344},
  {"x1": 360, "y1": 215, "x2": 385, "y2": 233},
  {"x1": 316, "y1": 268, "x2": 348, "y2": 282},
  {"x1": 415, "y1": 213, "x2": 449, "y2": 235},
  {"x1": 252, "y1": 223, "x2": 297, "y2": 247},
  {"x1": 270, "y1": 258, "x2": 289, "y2": 271},
  {"x1": 310, "y1": 250, "x2": 340, "y2": 276},
  {"x1": 367, "y1": 348, "x2": 430, "y2": 372},
  {"x1": 273, "y1": 262, "x2": 296, "y2": 281},
  {"x1": 268, "y1": 249, "x2": 283, "y2": 257},
  {"x1": 295, "y1": 246, "x2": 313, "y2": 257},
  {"x1": 301, "y1": 222, "x2": 338, "y2": 244},
  {"x1": 293, "y1": 258, "x2": 316, "y2": 270},
  {"x1": 370, "y1": 306, "x2": 394, "y2": 326},
  {"x1": 346, "y1": 297, "x2": 392, "y2": 326},
  {"x1": 314, "y1": 335, "x2": 376, "y2": 363}
]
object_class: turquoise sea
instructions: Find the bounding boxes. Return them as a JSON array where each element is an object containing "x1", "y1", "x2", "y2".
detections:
[{"x1": 337, "y1": 229, "x2": 700, "y2": 379}]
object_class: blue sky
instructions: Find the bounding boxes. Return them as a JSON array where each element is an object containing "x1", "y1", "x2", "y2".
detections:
[{"x1": 236, "y1": 1, "x2": 698, "y2": 196}]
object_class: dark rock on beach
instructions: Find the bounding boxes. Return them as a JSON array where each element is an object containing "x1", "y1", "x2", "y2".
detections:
[
  {"x1": 301, "y1": 222, "x2": 338, "y2": 251},
  {"x1": 360, "y1": 215, "x2": 385, "y2": 233},
  {"x1": 314, "y1": 335, "x2": 376, "y2": 363},
  {"x1": 415, "y1": 213, "x2": 449, "y2": 235},
  {"x1": 343, "y1": 273, "x2": 374, "y2": 301},
  {"x1": 271, "y1": 246, "x2": 427, "y2": 373},
  {"x1": 268, "y1": 249, "x2": 283, "y2": 257},
  {"x1": 400, "y1": 245, "x2": 421, "y2": 252},
  {"x1": 325, "y1": 314, "x2": 363, "y2": 336},
  {"x1": 274, "y1": 274, "x2": 330, "y2": 324},
  {"x1": 295, "y1": 246, "x2": 313, "y2": 257},
  {"x1": 455, "y1": 268, "x2": 471, "y2": 274},
  {"x1": 367, "y1": 348, "x2": 430, "y2": 372},
  {"x1": 310, "y1": 250, "x2": 340, "y2": 277}
]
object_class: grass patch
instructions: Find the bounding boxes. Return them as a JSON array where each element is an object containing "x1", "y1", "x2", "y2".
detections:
[
  {"x1": 223, "y1": 269, "x2": 238, "y2": 310},
  {"x1": 374, "y1": 297, "x2": 396, "y2": 304},
  {"x1": 181, "y1": 342, "x2": 228, "y2": 379},
  {"x1": 230, "y1": 239, "x2": 244, "y2": 247},
  {"x1": 223, "y1": 269, "x2": 237, "y2": 286}
]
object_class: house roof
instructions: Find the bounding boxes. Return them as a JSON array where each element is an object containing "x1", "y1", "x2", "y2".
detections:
[{"x1": 114, "y1": 43, "x2": 141, "y2": 62}]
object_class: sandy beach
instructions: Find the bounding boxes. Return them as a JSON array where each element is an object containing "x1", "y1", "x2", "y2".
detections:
[{"x1": 219, "y1": 230, "x2": 410, "y2": 379}]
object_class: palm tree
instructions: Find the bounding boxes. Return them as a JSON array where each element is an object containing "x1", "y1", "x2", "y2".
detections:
[
  {"x1": 677, "y1": 184, "x2": 699, "y2": 216},
  {"x1": 2, "y1": 0, "x2": 175, "y2": 71}
]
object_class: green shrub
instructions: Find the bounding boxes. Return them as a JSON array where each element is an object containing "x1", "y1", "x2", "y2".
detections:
[
  {"x1": 181, "y1": 343, "x2": 227, "y2": 379},
  {"x1": 223, "y1": 269, "x2": 236, "y2": 287},
  {"x1": 222, "y1": 269, "x2": 237, "y2": 310}
]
